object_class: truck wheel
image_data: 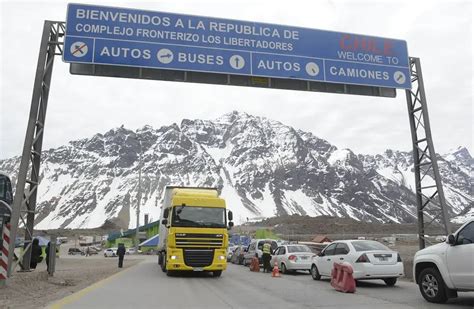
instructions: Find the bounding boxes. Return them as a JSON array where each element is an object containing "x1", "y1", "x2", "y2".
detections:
[
  {"x1": 161, "y1": 252, "x2": 167, "y2": 273},
  {"x1": 158, "y1": 252, "x2": 163, "y2": 266},
  {"x1": 212, "y1": 270, "x2": 222, "y2": 277},
  {"x1": 383, "y1": 278, "x2": 397, "y2": 286},
  {"x1": 418, "y1": 268, "x2": 448, "y2": 303}
]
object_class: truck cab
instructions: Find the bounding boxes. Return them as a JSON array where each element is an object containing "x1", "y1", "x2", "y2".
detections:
[{"x1": 157, "y1": 187, "x2": 233, "y2": 277}]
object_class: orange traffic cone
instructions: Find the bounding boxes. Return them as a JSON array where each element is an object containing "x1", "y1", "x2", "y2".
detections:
[{"x1": 271, "y1": 262, "x2": 281, "y2": 277}]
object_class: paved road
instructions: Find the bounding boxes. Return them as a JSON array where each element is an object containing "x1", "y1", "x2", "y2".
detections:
[{"x1": 50, "y1": 258, "x2": 474, "y2": 309}]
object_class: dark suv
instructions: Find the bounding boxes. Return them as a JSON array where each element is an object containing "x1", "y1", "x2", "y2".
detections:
[{"x1": 68, "y1": 248, "x2": 84, "y2": 255}]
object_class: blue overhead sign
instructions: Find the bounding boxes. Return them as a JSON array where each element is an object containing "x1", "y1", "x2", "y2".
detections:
[{"x1": 64, "y1": 4, "x2": 411, "y2": 89}]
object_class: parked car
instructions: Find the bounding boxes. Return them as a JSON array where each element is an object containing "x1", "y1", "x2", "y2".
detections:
[
  {"x1": 68, "y1": 248, "x2": 84, "y2": 256},
  {"x1": 126, "y1": 248, "x2": 142, "y2": 255},
  {"x1": 227, "y1": 245, "x2": 237, "y2": 261},
  {"x1": 230, "y1": 246, "x2": 246, "y2": 265},
  {"x1": 104, "y1": 248, "x2": 117, "y2": 257},
  {"x1": 413, "y1": 219, "x2": 474, "y2": 303},
  {"x1": 310, "y1": 240, "x2": 404, "y2": 286},
  {"x1": 271, "y1": 244, "x2": 314, "y2": 273},
  {"x1": 243, "y1": 239, "x2": 278, "y2": 266}
]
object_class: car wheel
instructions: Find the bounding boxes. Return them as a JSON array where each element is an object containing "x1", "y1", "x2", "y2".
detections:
[
  {"x1": 212, "y1": 270, "x2": 222, "y2": 278},
  {"x1": 161, "y1": 252, "x2": 167, "y2": 273},
  {"x1": 311, "y1": 264, "x2": 321, "y2": 280},
  {"x1": 104, "y1": 254, "x2": 107, "y2": 257},
  {"x1": 281, "y1": 263, "x2": 287, "y2": 274},
  {"x1": 384, "y1": 278, "x2": 397, "y2": 286},
  {"x1": 418, "y1": 268, "x2": 448, "y2": 303}
]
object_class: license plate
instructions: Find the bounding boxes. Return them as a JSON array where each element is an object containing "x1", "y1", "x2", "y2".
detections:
[
  {"x1": 193, "y1": 267, "x2": 204, "y2": 272},
  {"x1": 300, "y1": 256, "x2": 308, "y2": 260},
  {"x1": 379, "y1": 257, "x2": 388, "y2": 261}
]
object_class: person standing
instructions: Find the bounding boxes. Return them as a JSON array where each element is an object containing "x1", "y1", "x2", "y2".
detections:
[
  {"x1": 46, "y1": 242, "x2": 51, "y2": 273},
  {"x1": 262, "y1": 240, "x2": 272, "y2": 273},
  {"x1": 30, "y1": 238, "x2": 43, "y2": 270},
  {"x1": 117, "y1": 243, "x2": 126, "y2": 268}
]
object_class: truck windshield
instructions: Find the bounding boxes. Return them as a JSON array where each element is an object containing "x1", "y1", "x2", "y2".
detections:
[{"x1": 171, "y1": 206, "x2": 226, "y2": 228}]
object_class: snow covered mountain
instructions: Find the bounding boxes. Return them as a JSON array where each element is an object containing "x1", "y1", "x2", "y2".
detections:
[{"x1": 0, "y1": 112, "x2": 471, "y2": 229}]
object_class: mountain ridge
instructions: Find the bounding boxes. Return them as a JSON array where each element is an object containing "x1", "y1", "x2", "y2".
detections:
[{"x1": 1, "y1": 111, "x2": 472, "y2": 229}]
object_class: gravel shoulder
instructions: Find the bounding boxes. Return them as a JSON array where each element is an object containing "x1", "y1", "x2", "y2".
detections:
[{"x1": 0, "y1": 255, "x2": 143, "y2": 309}]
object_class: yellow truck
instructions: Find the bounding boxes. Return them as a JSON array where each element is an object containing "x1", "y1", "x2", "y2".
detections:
[{"x1": 157, "y1": 186, "x2": 233, "y2": 277}]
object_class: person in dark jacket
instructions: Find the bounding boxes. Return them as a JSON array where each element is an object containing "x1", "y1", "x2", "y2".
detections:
[
  {"x1": 117, "y1": 243, "x2": 126, "y2": 268},
  {"x1": 30, "y1": 238, "x2": 43, "y2": 269},
  {"x1": 46, "y1": 242, "x2": 51, "y2": 273}
]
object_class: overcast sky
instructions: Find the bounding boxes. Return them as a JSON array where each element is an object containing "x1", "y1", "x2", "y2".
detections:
[{"x1": 0, "y1": 0, "x2": 472, "y2": 160}]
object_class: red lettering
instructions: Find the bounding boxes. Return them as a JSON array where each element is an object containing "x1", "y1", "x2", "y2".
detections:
[
  {"x1": 340, "y1": 34, "x2": 351, "y2": 50},
  {"x1": 383, "y1": 40, "x2": 393, "y2": 55},
  {"x1": 340, "y1": 34, "x2": 393, "y2": 55}
]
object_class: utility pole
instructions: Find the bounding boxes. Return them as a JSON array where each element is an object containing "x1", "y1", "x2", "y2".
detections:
[{"x1": 135, "y1": 140, "x2": 143, "y2": 252}]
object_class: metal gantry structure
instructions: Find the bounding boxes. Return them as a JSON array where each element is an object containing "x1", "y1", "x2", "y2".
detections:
[
  {"x1": 405, "y1": 57, "x2": 451, "y2": 249},
  {"x1": 6, "y1": 22, "x2": 451, "y2": 278},
  {"x1": 7, "y1": 21, "x2": 65, "y2": 276}
]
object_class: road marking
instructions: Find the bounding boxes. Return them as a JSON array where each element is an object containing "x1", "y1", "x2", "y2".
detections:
[{"x1": 47, "y1": 261, "x2": 143, "y2": 309}]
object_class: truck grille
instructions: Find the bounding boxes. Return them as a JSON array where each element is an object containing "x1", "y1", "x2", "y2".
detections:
[
  {"x1": 183, "y1": 249, "x2": 214, "y2": 267},
  {"x1": 175, "y1": 233, "x2": 223, "y2": 248}
]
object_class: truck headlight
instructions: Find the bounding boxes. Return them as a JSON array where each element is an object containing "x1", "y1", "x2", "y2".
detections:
[
  {"x1": 218, "y1": 255, "x2": 226, "y2": 260},
  {"x1": 171, "y1": 255, "x2": 178, "y2": 260}
]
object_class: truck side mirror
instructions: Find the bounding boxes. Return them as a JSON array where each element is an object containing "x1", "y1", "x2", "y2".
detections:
[
  {"x1": 163, "y1": 208, "x2": 169, "y2": 218},
  {"x1": 228, "y1": 211, "x2": 233, "y2": 221},
  {"x1": 161, "y1": 219, "x2": 168, "y2": 226},
  {"x1": 447, "y1": 234, "x2": 456, "y2": 245},
  {"x1": 228, "y1": 221, "x2": 234, "y2": 229}
]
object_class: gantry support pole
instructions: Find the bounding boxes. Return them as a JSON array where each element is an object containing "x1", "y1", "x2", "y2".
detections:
[
  {"x1": 7, "y1": 21, "x2": 64, "y2": 277},
  {"x1": 405, "y1": 57, "x2": 451, "y2": 249}
]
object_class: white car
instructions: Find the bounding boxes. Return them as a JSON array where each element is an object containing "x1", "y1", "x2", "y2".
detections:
[
  {"x1": 271, "y1": 244, "x2": 314, "y2": 273},
  {"x1": 104, "y1": 248, "x2": 117, "y2": 257},
  {"x1": 126, "y1": 248, "x2": 142, "y2": 255},
  {"x1": 310, "y1": 240, "x2": 404, "y2": 286},
  {"x1": 413, "y1": 219, "x2": 474, "y2": 303}
]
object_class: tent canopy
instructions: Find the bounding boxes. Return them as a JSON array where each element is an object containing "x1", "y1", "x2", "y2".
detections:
[{"x1": 139, "y1": 234, "x2": 159, "y2": 247}]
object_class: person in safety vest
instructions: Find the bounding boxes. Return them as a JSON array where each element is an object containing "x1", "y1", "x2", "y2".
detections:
[{"x1": 262, "y1": 241, "x2": 272, "y2": 273}]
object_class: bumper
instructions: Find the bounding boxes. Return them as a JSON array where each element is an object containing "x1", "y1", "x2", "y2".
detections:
[
  {"x1": 353, "y1": 262, "x2": 404, "y2": 279},
  {"x1": 286, "y1": 261, "x2": 312, "y2": 271},
  {"x1": 167, "y1": 248, "x2": 227, "y2": 272}
]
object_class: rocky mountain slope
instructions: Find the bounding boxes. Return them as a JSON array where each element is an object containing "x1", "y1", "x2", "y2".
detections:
[{"x1": 0, "y1": 112, "x2": 471, "y2": 229}]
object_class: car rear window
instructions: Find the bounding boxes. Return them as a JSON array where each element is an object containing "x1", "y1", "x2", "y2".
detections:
[
  {"x1": 351, "y1": 241, "x2": 389, "y2": 252},
  {"x1": 287, "y1": 245, "x2": 311, "y2": 253}
]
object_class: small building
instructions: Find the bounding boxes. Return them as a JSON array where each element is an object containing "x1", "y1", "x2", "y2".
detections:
[
  {"x1": 311, "y1": 235, "x2": 332, "y2": 243},
  {"x1": 107, "y1": 220, "x2": 159, "y2": 248}
]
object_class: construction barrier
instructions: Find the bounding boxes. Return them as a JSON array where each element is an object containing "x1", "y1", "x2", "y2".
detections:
[
  {"x1": 0, "y1": 223, "x2": 10, "y2": 284},
  {"x1": 249, "y1": 256, "x2": 260, "y2": 272},
  {"x1": 330, "y1": 262, "x2": 356, "y2": 293}
]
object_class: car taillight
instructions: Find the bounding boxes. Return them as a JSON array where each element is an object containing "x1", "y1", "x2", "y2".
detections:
[
  {"x1": 397, "y1": 254, "x2": 402, "y2": 262},
  {"x1": 288, "y1": 255, "x2": 297, "y2": 261},
  {"x1": 356, "y1": 253, "x2": 370, "y2": 263}
]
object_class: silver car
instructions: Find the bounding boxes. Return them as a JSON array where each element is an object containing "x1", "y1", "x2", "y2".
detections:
[{"x1": 271, "y1": 244, "x2": 314, "y2": 273}]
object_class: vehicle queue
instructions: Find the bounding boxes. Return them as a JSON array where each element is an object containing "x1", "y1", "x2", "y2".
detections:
[{"x1": 227, "y1": 219, "x2": 474, "y2": 305}]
